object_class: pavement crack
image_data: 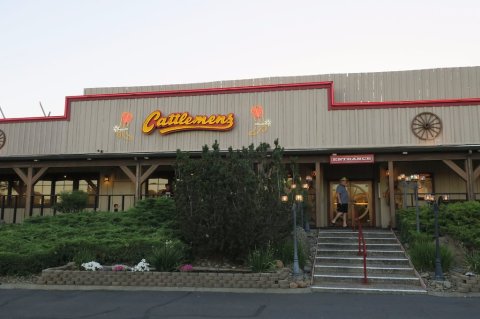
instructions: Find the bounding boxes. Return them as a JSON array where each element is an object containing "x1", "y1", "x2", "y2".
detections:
[{"x1": 142, "y1": 292, "x2": 193, "y2": 319}]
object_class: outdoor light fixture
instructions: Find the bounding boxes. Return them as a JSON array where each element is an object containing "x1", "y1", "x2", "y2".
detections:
[
  {"x1": 425, "y1": 194, "x2": 449, "y2": 281},
  {"x1": 104, "y1": 176, "x2": 110, "y2": 182},
  {"x1": 281, "y1": 182, "x2": 303, "y2": 276}
]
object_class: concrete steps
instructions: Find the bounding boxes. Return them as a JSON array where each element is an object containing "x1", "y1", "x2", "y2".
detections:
[{"x1": 312, "y1": 228, "x2": 426, "y2": 294}]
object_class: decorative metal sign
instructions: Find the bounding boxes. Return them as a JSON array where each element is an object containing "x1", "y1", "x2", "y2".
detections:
[
  {"x1": 142, "y1": 110, "x2": 235, "y2": 135},
  {"x1": 113, "y1": 112, "x2": 134, "y2": 141},
  {"x1": 248, "y1": 105, "x2": 271, "y2": 136},
  {"x1": 330, "y1": 154, "x2": 375, "y2": 164}
]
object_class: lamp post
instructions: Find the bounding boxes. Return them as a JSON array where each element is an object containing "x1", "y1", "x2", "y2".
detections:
[
  {"x1": 398, "y1": 174, "x2": 424, "y2": 232},
  {"x1": 302, "y1": 181, "x2": 310, "y2": 232},
  {"x1": 425, "y1": 194, "x2": 449, "y2": 281},
  {"x1": 281, "y1": 189, "x2": 303, "y2": 276}
]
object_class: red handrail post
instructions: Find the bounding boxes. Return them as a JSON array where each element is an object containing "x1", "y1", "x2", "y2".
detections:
[{"x1": 356, "y1": 218, "x2": 368, "y2": 284}]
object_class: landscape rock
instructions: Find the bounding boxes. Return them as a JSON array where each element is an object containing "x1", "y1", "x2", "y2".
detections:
[
  {"x1": 275, "y1": 260, "x2": 284, "y2": 269},
  {"x1": 289, "y1": 282, "x2": 299, "y2": 289}
]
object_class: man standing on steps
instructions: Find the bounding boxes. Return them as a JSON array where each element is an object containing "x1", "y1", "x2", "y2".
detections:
[{"x1": 331, "y1": 177, "x2": 349, "y2": 227}]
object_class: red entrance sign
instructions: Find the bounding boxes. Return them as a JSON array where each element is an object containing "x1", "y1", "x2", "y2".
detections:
[{"x1": 330, "y1": 154, "x2": 375, "y2": 164}]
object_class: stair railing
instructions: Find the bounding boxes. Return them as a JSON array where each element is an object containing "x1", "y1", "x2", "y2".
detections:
[{"x1": 356, "y1": 217, "x2": 368, "y2": 284}]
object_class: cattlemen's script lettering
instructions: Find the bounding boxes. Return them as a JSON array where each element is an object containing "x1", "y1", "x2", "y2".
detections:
[{"x1": 142, "y1": 110, "x2": 235, "y2": 135}]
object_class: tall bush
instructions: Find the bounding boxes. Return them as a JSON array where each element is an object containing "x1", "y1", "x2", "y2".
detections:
[
  {"x1": 54, "y1": 190, "x2": 88, "y2": 213},
  {"x1": 174, "y1": 140, "x2": 290, "y2": 260}
]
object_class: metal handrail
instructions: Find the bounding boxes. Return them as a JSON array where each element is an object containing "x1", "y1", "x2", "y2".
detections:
[{"x1": 356, "y1": 217, "x2": 368, "y2": 284}]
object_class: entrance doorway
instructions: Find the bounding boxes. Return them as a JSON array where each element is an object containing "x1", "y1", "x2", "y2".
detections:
[{"x1": 329, "y1": 180, "x2": 374, "y2": 227}]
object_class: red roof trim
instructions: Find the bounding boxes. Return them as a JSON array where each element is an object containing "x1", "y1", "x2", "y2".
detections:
[{"x1": 1, "y1": 81, "x2": 480, "y2": 123}]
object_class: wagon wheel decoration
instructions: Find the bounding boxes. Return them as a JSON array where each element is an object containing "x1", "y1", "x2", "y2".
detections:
[
  {"x1": 411, "y1": 112, "x2": 442, "y2": 140},
  {"x1": 0, "y1": 129, "x2": 5, "y2": 149}
]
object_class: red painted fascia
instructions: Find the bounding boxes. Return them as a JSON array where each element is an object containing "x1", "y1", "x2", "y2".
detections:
[{"x1": 1, "y1": 81, "x2": 480, "y2": 123}]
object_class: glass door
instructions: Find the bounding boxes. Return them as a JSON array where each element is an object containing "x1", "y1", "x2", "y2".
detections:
[{"x1": 329, "y1": 180, "x2": 374, "y2": 227}]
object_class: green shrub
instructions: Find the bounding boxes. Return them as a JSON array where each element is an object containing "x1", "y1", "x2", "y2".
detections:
[
  {"x1": 73, "y1": 249, "x2": 96, "y2": 268},
  {"x1": 465, "y1": 251, "x2": 480, "y2": 273},
  {"x1": 150, "y1": 240, "x2": 186, "y2": 271},
  {"x1": 130, "y1": 197, "x2": 178, "y2": 230},
  {"x1": 273, "y1": 239, "x2": 307, "y2": 270},
  {"x1": 54, "y1": 190, "x2": 88, "y2": 213},
  {"x1": 0, "y1": 208, "x2": 178, "y2": 275},
  {"x1": 410, "y1": 232, "x2": 433, "y2": 245},
  {"x1": 247, "y1": 245, "x2": 275, "y2": 272},
  {"x1": 397, "y1": 201, "x2": 480, "y2": 255},
  {"x1": 409, "y1": 240, "x2": 453, "y2": 272}
]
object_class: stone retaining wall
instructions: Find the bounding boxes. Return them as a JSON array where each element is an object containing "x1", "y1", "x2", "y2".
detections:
[
  {"x1": 37, "y1": 266, "x2": 291, "y2": 289},
  {"x1": 450, "y1": 272, "x2": 480, "y2": 293}
]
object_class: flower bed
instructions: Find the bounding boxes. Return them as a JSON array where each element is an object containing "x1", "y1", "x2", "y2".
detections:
[{"x1": 36, "y1": 264, "x2": 291, "y2": 289}]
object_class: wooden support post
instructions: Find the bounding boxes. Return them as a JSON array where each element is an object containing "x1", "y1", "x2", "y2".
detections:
[
  {"x1": 315, "y1": 161, "x2": 322, "y2": 227},
  {"x1": 466, "y1": 157, "x2": 475, "y2": 201},
  {"x1": 120, "y1": 164, "x2": 151, "y2": 202},
  {"x1": 13, "y1": 167, "x2": 48, "y2": 219},
  {"x1": 388, "y1": 161, "x2": 395, "y2": 229},
  {"x1": 135, "y1": 163, "x2": 141, "y2": 201}
]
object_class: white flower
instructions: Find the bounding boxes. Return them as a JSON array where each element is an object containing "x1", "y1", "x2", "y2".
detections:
[
  {"x1": 81, "y1": 261, "x2": 103, "y2": 271},
  {"x1": 131, "y1": 259, "x2": 150, "y2": 272}
]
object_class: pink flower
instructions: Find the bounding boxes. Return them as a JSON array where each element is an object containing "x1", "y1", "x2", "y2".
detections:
[
  {"x1": 112, "y1": 265, "x2": 126, "y2": 272},
  {"x1": 179, "y1": 264, "x2": 193, "y2": 272}
]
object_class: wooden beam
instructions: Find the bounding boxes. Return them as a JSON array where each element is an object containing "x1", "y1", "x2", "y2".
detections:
[
  {"x1": 442, "y1": 160, "x2": 467, "y2": 181},
  {"x1": 119, "y1": 166, "x2": 136, "y2": 184},
  {"x1": 32, "y1": 167, "x2": 48, "y2": 184},
  {"x1": 0, "y1": 158, "x2": 175, "y2": 169},
  {"x1": 85, "y1": 179, "x2": 98, "y2": 192},
  {"x1": 140, "y1": 164, "x2": 160, "y2": 184},
  {"x1": 376, "y1": 153, "x2": 468, "y2": 162},
  {"x1": 13, "y1": 168, "x2": 28, "y2": 184},
  {"x1": 388, "y1": 161, "x2": 395, "y2": 229},
  {"x1": 474, "y1": 165, "x2": 480, "y2": 180}
]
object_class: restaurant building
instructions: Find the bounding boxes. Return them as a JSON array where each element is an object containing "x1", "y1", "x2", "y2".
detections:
[{"x1": 1, "y1": 66, "x2": 480, "y2": 228}]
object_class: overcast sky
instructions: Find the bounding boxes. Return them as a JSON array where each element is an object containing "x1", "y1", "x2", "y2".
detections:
[{"x1": 1, "y1": 0, "x2": 479, "y2": 118}]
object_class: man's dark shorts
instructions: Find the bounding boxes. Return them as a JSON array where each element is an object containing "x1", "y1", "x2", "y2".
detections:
[{"x1": 337, "y1": 203, "x2": 348, "y2": 213}]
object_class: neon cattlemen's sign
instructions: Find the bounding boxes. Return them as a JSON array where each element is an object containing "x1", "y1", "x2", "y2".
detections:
[{"x1": 142, "y1": 110, "x2": 235, "y2": 135}]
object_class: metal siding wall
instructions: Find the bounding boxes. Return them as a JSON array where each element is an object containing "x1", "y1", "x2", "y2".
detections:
[{"x1": 2, "y1": 66, "x2": 480, "y2": 157}]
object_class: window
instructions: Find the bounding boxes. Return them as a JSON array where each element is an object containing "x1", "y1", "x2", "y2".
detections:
[
  {"x1": 34, "y1": 180, "x2": 52, "y2": 206},
  {"x1": 147, "y1": 178, "x2": 168, "y2": 196},
  {"x1": 417, "y1": 173, "x2": 433, "y2": 199},
  {"x1": 0, "y1": 181, "x2": 8, "y2": 196},
  {"x1": 79, "y1": 180, "x2": 97, "y2": 207},
  {"x1": 55, "y1": 180, "x2": 74, "y2": 193}
]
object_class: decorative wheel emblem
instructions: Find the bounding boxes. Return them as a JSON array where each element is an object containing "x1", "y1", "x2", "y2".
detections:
[
  {"x1": 0, "y1": 129, "x2": 5, "y2": 149},
  {"x1": 411, "y1": 112, "x2": 442, "y2": 140}
]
